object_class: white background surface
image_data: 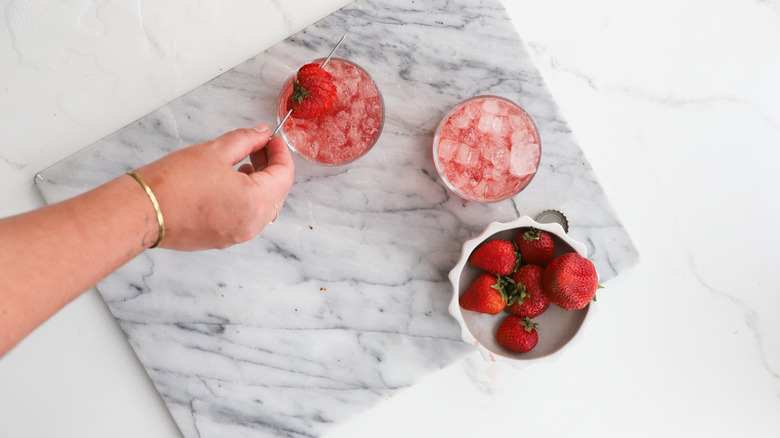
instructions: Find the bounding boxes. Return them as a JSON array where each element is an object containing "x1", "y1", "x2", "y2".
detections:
[{"x1": 1, "y1": 0, "x2": 779, "y2": 437}]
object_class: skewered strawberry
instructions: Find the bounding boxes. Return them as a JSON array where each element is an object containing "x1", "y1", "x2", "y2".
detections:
[{"x1": 288, "y1": 63, "x2": 338, "y2": 119}]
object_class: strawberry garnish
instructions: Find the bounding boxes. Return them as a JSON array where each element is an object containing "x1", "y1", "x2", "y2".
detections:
[{"x1": 288, "y1": 63, "x2": 338, "y2": 119}]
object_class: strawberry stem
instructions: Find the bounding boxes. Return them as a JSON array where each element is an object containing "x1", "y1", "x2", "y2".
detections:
[
  {"x1": 523, "y1": 227, "x2": 541, "y2": 242},
  {"x1": 490, "y1": 275, "x2": 515, "y2": 304},
  {"x1": 521, "y1": 317, "x2": 538, "y2": 332},
  {"x1": 292, "y1": 80, "x2": 309, "y2": 103}
]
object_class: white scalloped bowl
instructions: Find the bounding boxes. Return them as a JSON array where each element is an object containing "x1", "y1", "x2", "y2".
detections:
[{"x1": 447, "y1": 216, "x2": 598, "y2": 368}]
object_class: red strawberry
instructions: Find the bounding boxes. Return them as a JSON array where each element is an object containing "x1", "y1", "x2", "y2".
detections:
[
  {"x1": 468, "y1": 239, "x2": 520, "y2": 276},
  {"x1": 516, "y1": 227, "x2": 555, "y2": 266},
  {"x1": 496, "y1": 316, "x2": 539, "y2": 353},
  {"x1": 542, "y1": 252, "x2": 599, "y2": 310},
  {"x1": 507, "y1": 264, "x2": 550, "y2": 318},
  {"x1": 288, "y1": 63, "x2": 338, "y2": 119},
  {"x1": 459, "y1": 273, "x2": 510, "y2": 315}
]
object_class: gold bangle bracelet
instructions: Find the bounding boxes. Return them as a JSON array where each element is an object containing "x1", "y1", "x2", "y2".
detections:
[{"x1": 127, "y1": 171, "x2": 165, "y2": 249}]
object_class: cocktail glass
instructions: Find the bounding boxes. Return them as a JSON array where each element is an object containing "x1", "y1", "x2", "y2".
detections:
[
  {"x1": 432, "y1": 95, "x2": 541, "y2": 202},
  {"x1": 277, "y1": 57, "x2": 384, "y2": 166}
]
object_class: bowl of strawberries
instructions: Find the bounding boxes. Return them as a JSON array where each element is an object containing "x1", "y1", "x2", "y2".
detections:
[{"x1": 447, "y1": 215, "x2": 600, "y2": 367}]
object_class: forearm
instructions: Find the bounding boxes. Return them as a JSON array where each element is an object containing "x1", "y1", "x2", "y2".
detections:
[
  {"x1": 0, "y1": 125, "x2": 292, "y2": 357},
  {"x1": 0, "y1": 174, "x2": 158, "y2": 356}
]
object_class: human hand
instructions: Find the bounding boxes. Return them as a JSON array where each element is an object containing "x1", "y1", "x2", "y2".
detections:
[{"x1": 133, "y1": 124, "x2": 294, "y2": 251}]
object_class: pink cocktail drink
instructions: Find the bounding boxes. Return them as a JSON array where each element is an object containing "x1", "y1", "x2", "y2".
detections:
[
  {"x1": 433, "y1": 96, "x2": 541, "y2": 202},
  {"x1": 277, "y1": 58, "x2": 384, "y2": 165}
]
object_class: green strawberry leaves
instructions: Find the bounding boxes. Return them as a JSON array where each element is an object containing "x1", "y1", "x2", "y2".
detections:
[
  {"x1": 490, "y1": 275, "x2": 515, "y2": 304},
  {"x1": 522, "y1": 227, "x2": 542, "y2": 242},
  {"x1": 291, "y1": 81, "x2": 309, "y2": 104},
  {"x1": 520, "y1": 317, "x2": 538, "y2": 332}
]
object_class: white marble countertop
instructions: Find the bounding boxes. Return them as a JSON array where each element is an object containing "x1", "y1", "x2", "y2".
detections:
[{"x1": 1, "y1": 0, "x2": 778, "y2": 437}]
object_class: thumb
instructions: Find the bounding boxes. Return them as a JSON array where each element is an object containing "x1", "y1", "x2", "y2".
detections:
[{"x1": 216, "y1": 124, "x2": 272, "y2": 165}]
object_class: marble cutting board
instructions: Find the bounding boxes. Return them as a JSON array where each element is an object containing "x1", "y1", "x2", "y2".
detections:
[{"x1": 35, "y1": 0, "x2": 639, "y2": 436}]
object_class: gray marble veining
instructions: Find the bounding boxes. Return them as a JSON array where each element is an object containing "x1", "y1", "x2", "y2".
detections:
[{"x1": 35, "y1": 0, "x2": 638, "y2": 436}]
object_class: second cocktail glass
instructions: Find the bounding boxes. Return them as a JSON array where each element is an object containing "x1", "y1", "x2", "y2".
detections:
[{"x1": 432, "y1": 95, "x2": 541, "y2": 202}]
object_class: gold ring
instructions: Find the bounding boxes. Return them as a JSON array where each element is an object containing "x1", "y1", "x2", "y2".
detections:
[{"x1": 269, "y1": 203, "x2": 279, "y2": 224}]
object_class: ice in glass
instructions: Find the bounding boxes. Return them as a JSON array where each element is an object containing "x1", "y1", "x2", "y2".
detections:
[
  {"x1": 277, "y1": 58, "x2": 384, "y2": 165},
  {"x1": 433, "y1": 96, "x2": 541, "y2": 202}
]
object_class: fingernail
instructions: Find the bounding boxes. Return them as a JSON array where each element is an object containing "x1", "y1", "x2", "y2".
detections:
[{"x1": 252, "y1": 124, "x2": 270, "y2": 133}]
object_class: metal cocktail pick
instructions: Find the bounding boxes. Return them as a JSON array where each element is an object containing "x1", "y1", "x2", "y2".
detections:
[{"x1": 272, "y1": 33, "x2": 348, "y2": 137}]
